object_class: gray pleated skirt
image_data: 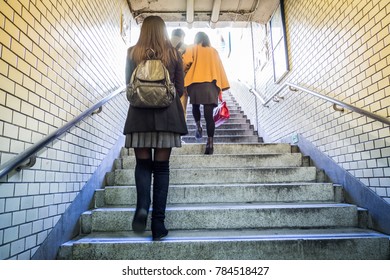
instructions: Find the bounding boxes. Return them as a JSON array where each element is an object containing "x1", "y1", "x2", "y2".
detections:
[{"x1": 125, "y1": 132, "x2": 182, "y2": 148}]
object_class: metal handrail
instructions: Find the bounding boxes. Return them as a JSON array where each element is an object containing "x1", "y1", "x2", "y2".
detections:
[
  {"x1": 0, "y1": 85, "x2": 126, "y2": 179},
  {"x1": 239, "y1": 79, "x2": 266, "y2": 104},
  {"x1": 242, "y1": 80, "x2": 390, "y2": 126}
]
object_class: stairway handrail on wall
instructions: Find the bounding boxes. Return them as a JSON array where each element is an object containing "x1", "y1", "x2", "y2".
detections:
[
  {"x1": 243, "y1": 80, "x2": 390, "y2": 126},
  {"x1": 0, "y1": 86, "x2": 126, "y2": 180}
]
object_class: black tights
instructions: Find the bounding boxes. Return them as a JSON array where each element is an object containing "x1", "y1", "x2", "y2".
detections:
[
  {"x1": 192, "y1": 104, "x2": 215, "y2": 137},
  {"x1": 134, "y1": 148, "x2": 171, "y2": 161}
]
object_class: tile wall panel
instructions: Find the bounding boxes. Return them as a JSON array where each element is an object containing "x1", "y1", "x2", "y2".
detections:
[
  {"x1": 230, "y1": 0, "x2": 389, "y2": 203},
  {"x1": 0, "y1": 0, "x2": 133, "y2": 259}
]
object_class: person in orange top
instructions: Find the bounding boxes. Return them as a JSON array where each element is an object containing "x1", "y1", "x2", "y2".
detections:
[{"x1": 183, "y1": 32, "x2": 230, "y2": 154}]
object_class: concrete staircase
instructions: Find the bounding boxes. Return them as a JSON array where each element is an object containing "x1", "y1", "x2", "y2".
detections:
[{"x1": 58, "y1": 92, "x2": 390, "y2": 260}]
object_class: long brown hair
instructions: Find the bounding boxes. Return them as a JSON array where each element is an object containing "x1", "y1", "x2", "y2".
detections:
[{"x1": 130, "y1": 16, "x2": 177, "y2": 65}]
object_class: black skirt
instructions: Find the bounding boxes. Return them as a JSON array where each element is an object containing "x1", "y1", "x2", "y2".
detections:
[{"x1": 187, "y1": 82, "x2": 219, "y2": 106}]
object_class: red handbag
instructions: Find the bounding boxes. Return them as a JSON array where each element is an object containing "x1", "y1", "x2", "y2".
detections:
[{"x1": 213, "y1": 100, "x2": 230, "y2": 127}]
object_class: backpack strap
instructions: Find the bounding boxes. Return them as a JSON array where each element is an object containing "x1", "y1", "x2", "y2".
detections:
[
  {"x1": 175, "y1": 42, "x2": 186, "y2": 55},
  {"x1": 146, "y1": 48, "x2": 157, "y2": 59},
  {"x1": 175, "y1": 42, "x2": 182, "y2": 50}
]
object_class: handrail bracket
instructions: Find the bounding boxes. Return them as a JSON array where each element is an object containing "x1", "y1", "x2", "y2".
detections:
[
  {"x1": 91, "y1": 106, "x2": 103, "y2": 115},
  {"x1": 15, "y1": 155, "x2": 37, "y2": 172},
  {"x1": 272, "y1": 95, "x2": 284, "y2": 102},
  {"x1": 333, "y1": 104, "x2": 345, "y2": 112}
]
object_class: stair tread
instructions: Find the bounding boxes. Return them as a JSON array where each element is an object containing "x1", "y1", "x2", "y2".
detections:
[
  {"x1": 122, "y1": 153, "x2": 299, "y2": 157},
  {"x1": 105, "y1": 182, "x2": 334, "y2": 188},
  {"x1": 91, "y1": 202, "x2": 356, "y2": 212},
  {"x1": 124, "y1": 143, "x2": 294, "y2": 154},
  {"x1": 188, "y1": 128, "x2": 252, "y2": 131},
  {"x1": 182, "y1": 135, "x2": 257, "y2": 137},
  {"x1": 63, "y1": 228, "x2": 389, "y2": 245},
  {"x1": 115, "y1": 166, "x2": 315, "y2": 171}
]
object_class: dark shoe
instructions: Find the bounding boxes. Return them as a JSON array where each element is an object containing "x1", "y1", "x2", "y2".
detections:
[
  {"x1": 195, "y1": 121, "x2": 203, "y2": 140},
  {"x1": 204, "y1": 137, "x2": 214, "y2": 155},
  {"x1": 152, "y1": 220, "x2": 168, "y2": 241},
  {"x1": 204, "y1": 146, "x2": 214, "y2": 154},
  {"x1": 132, "y1": 208, "x2": 148, "y2": 233}
]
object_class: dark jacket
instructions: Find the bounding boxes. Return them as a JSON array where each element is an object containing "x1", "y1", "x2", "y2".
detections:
[{"x1": 123, "y1": 47, "x2": 188, "y2": 135}]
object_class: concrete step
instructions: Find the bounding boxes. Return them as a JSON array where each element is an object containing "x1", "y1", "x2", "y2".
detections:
[
  {"x1": 116, "y1": 153, "x2": 304, "y2": 169},
  {"x1": 184, "y1": 100, "x2": 238, "y2": 108},
  {"x1": 106, "y1": 166, "x2": 318, "y2": 185},
  {"x1": 187, "y1": 117, "x2": 250, "y2": 124},
  {"x1": 186, "y1": 108, "x2": 243, "y2": 116},
  {"x1": 187, "y1": 122, "x2": 253, "y2": 130},
  {"x1": 102, "y1": 183, "x2": 338, "y2": 206},
  {"x1": 121, "y1": 143, "x2": 294, "y2": 156},
  {"x1": 186, "y1": 128, "x2": 256, "y2": 136},
  {"x1": 186, "y1": 114, "x2": 245, "y2": 121},
  {"x1": 181, "y1": 135, "x2": 261, "y2": 143},
  {"x1": 83, "y1": 203, "x2": 358, "y2": 232},
  {"x1": 58, "y1": 228, "x2": 390, "y2": 260}
]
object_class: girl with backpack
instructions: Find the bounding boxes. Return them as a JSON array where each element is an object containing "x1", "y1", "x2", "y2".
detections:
[{"x1": 123, "y1": 16, "x2": 188, "y2": 241}]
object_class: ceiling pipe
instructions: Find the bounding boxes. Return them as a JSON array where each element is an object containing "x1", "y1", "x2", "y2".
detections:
[
  {"x1": 186, "y1": 0, "x2": 194, "y2": 28},
  {"x1": 210, "y1": 0, "x2": 221, "y2": 29}
]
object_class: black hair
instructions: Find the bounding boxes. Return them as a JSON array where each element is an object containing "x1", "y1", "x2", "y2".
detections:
[
  {"x1": 172, "y1": 28, "x2": 185, "y2": 37},
  {"x1": 194, "y1": 32, "x2": 210, "y2": 47}
]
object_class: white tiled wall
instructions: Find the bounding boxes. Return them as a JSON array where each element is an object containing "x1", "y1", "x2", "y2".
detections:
[
  {"x1": 1, "y1": 0, "x2": 389, "y2": 260},
  {"x1": 230, "y1": 0, "x2": 390, "y2": 203},
  {"x1": 0, "y1": 0, "x2": 132, "y2": 259}
]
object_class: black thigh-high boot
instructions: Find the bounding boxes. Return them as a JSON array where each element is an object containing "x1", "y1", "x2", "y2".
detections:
[
  {"x1": 151, "y1": 160, "x2": 170, "y2": 241},
  {"x1": 132, "y1": 158, "x2": 153, "y2": 233}
]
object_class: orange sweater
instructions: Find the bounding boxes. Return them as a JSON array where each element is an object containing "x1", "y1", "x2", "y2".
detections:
[{"x1": 183, "y1": 44, "x2": 230, "y2": 91}]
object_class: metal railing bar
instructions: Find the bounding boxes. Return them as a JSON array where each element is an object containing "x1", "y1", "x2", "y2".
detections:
[
  {"x1": 238, "y1": 79, "x2": 266, "y2": 104},
  {"x1": 286, "y1": 82, "x2": 390, "y2": 126},
  {"x1": 0, "y1": 85, "x2": 126, "y2": 179},
  {"x1": 240, "y1": 80, "x2": 389, "y2": 126}
]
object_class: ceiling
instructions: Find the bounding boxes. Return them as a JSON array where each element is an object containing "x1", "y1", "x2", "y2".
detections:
[{"x1": 126, "y1": 0, "x2": 280, "y2": 28}]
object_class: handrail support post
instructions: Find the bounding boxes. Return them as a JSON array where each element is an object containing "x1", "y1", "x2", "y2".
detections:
[
  {"x1": 272, "y1": 95, "x2": 284, "y2": 102},
  {"x1": 91, "y1": 106, "x2": 103, "y2": 115},
  {"x1": 332, "y1": 104, "x2": 345, "y2": 112},
  {"x1": 15, "y1": 155, "x2": 37, "y2": 172}
]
